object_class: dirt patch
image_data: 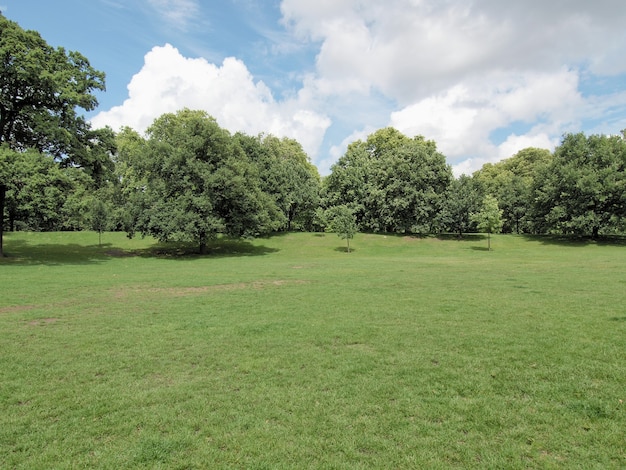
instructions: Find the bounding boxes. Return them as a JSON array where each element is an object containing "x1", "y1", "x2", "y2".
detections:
[{"x1": 0, "y1": 305, "x2": 36, "y2": 314}]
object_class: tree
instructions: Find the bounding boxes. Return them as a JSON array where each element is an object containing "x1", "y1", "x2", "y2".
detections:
[
  {"x1": 125, "y1": 109, "x2": 275, "y2": 254},
  {"x1": 90, "y1": 198, "x2": 109, "y2": 246},
  {"x1": 0, "y1": 147, "x2": 92, "y2": 233},
  {"x1": 326, "y1": 205, "x2": 357, "y2": 252},
  {"x1": 368, "y1": 136, "x2": 452, "y2": 233},
  {"x1": 472, "y1": 195, "x2": 503, "y2": 251},
  {"x1": 440, "y1": 174, "x2": 482, "y2": 237},
  {"x1": 325, "y1": 128, "x2": 452, "y2": 234},
  {"x1": 473, "y1": 147, "x2": 551, "y2": 234},
  {"x1": 0, "y1": 14, "x2": 108, "y2": 256},
  {"x1": 236, "y1": 133, "x2": 321, "y2": 231},
  {"x1": 532, "y1": 132, "x2": 626, "y2": 238}
]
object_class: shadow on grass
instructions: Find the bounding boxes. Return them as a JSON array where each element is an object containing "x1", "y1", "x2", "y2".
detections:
[
  {"x1": 333, "y1": 246, "x2": 356, "y2": 253},
  {"x1": 436, "y1": 233, "x2": 486, "y2": 242},
  {"x1": 0, "y1": 237, "x2": 278, "y2": 266},
  {"x1": 140, "y1": 239, "x2": 279, "y2": 260},
  {"x1": 521, "y1": 234, "x2": 626, "y2": 247}
]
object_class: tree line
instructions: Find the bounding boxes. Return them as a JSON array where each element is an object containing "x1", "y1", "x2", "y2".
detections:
[{"x1": 1, "y1": 14, "x2": 625, "y2": 255}]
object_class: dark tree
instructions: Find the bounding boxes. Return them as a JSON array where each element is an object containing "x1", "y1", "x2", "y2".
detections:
[{"x1": 0, "y1": 14, "x2": 108, "y2": 256}]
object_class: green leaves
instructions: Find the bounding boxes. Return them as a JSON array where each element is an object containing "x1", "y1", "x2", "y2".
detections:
[
  {"x1": 0, "y1": 14, "x2": 106, "y2": 159},
  {"x1": 324, "y1": 128, "x2": 452, "y2": 234},
  {"x1": 472, "y1": 195, "x2": 503, "y2": 250},
  {"x1": 532, "y1": 132, "x2": 626, "y2": 238}
]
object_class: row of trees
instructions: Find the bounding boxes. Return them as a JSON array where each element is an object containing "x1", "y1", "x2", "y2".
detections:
[{"x1": 2, "y1": 13, "x2": 626, "y2": 256}]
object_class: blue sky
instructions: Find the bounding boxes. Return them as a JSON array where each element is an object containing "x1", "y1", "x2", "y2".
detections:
[{"x1": 4, "y1": 0, "x2": 626, "y2": 175}]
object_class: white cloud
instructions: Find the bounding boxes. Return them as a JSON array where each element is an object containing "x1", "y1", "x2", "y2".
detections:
[
  {"x1": 390, "y1": 69, "x2": 584, "y2": 174},
  {"x1": 279, "y1": 0, "x2": 626, "y2": 173},
  {"x1": 91, "y1": 44, "x2": 330, "y2": 158},
  {"x1": 93, "y1": 1, "x2": 626, "y2": 176}
]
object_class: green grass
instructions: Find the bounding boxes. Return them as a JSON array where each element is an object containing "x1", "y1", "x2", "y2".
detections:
[{"x1": 1, "y1": 231, "x2": 625, "y2": 468}]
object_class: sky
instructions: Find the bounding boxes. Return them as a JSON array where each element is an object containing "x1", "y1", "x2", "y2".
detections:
[{"x1": 4, "y1": 0, "x2": 626, "y2": 176}]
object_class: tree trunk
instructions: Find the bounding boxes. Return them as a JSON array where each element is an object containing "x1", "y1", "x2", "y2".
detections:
[
  {"x1": 0, "y1": 184, "x2": 5, "y2": 257},
  {"x1": 487, "y1": 232, "x2": 491, "y2": 251},
  {"x1": 592, "y1": 226, "x2": 599, "y2": 239},
  {"x1": 346, "y1": 237, "x2": 350, "y2": 253}
]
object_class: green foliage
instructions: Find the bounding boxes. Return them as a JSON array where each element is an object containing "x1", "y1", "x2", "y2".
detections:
[
  {"x1": 472, "y1": 195, "x2": 504, "y2": 250},
  {"x1": 473, "y1": 147, "x2": 552, "y2": 233},
  {"x1": 326, "y1": 204, "x2": 358, "y2": 252},
  {"x1": 439, "y1": 174, "x2": 482, "y2": 236},
  {"x1": 89, "y1": 199, "x2": 109, "y2": 245},
  {"x1": 0, "y1": 14, "x2": 112, "y2": 255},
  {"x1": 0, "y1": 14, "x2": 108, "y2": 165},
  {"x1": 126, "y1": 109, "x2": 276, "y2": 253},
  {"x1": 0, "y1": 147, "x2": 92, "y2": 231},
  {"x1": 325, "y1": 128, "x2": 452, "y2": 233},
  {"x1": 235, "y1": 133, "x2": 321, "y2": 231},
  {"x1": 532, "y1": 132, "x2": 626, "y2": 238}
]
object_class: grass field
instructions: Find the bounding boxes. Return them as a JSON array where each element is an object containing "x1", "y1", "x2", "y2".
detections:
[{"x1": 1, "y1": 231, "x2": 625, "y2": 469}]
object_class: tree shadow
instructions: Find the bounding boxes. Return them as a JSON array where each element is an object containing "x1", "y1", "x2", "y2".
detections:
[
  {"x1": 138, "y1": 239, "x2": 279, "y2": 260},
  {"x1": 521, "y1": 234, "x2": 626, "y2": 247},
  {"x1": 0, "y1": 237, "x2": 279, "y2": 266},
  {"x1": 470, "y1": 246, "x2": 491, "y2": 252},
  {"x1": 0, "y1": 239, "x2": 114, "y2": 266},
  {"x1": 333, "y1": 246, "x2": 356, "y2": 253},
  {"x1": 437, "y1": 233, "x2": 486, "y2": 242}
]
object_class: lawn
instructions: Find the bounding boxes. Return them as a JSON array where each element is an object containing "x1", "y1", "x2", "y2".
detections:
[{"x1": 1, "y1": 231, "x2": 625, "y2": 468}]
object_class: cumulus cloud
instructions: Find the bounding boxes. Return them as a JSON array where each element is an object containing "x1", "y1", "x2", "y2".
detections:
[
  {"x1": 280, "y1": 0, "x2": 626, "y2": 173},
  {"x1": 93, "y1": 0, "x2": 626, "y2": 175},
  {"x1": 389, "y1": 69, "x2": 585, "y2": 174},
  {"x1": 91, "y1": 44, "x2": 331, "y2": 158}
]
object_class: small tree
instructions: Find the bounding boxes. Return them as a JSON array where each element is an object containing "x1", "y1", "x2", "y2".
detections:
[
  {"x1": 90, "y1": 199, "x2": 109, "y2": 246},
  {"x1": 472, "y1": 195, "x2": 503, "y2": 251},
  {"x1": 326, "y1": 205, "x2": 357, "y2": 252}
]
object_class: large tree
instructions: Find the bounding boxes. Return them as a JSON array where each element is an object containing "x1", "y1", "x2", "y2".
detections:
[
  {"x1": 0, "y1": 14, "x2": 108, "y2": 255},
  {"x1": 124, "y1": 109, "x2": 276, "y2": 254},
  {"x1": 473, "y1": 147, "x2": 551, "y2": 233},
  {"x1": 325, "y1": 128, "x2": 451, "y2": 233},
  {"x1": 236, "y1": 133, "x2": 321, "y2": 231},
  {"x1": 440, "y1": 174, "x2": 482, "y2": 237},
  {"x1": 532, "y1": 132, "x2": 626, "y2": 238}
]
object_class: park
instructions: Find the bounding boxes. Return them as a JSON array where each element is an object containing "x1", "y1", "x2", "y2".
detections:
[{"x1": 1, "y1": 231, "x2": 625, "y2": 467}]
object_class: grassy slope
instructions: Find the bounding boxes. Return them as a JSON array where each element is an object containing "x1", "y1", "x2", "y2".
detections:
[{"x1": 1, "y1": 231, "x2": 625, "y2": 468}]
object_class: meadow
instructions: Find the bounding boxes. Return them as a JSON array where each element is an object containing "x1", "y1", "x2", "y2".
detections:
[{"x1": 1, "y1": 231, "x2": 625, "y2": 469}]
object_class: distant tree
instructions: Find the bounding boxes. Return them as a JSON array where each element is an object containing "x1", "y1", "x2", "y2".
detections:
[
  {"x1": 472, "y1": 195, "x2": 503, "y2": 251},
  {"x1": 236, "y1": 133, "x2": 321, "y2": 231},
  {"x1": 440, "y1": 174, "x2": 482, "y2": 237},
  {"x1": 323, "y1": 140, "x2": 371, "y2": 227},
  {"x1": 90, "y1": 198, "x2": 109, "y2": 246},
  {"x1": 0, "y1": 147, "x2": 92, "y2": 233},
  {"x1": 325, "y1": 128, "x2": 452, "y2": 234},
  {"x1": 473, "y1": 147, "x2": 551, "y2": 233},
  {"x1": 0, "y1": 14, "x2": 109, "y2": 255},
  {"x1": 532, "y1": 132, "x2": 626, "y2": 238},
  {"x1": 368, "y1": 135, "x2": 452, "y2": 233},
  {"x1": 326, "y1": 205, "x2": 357, "y2": 252}
]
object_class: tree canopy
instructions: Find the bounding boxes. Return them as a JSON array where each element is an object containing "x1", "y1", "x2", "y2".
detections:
[
  {"x1": 122, "y1": 109, "x2": 278, "y2": 253},
  {"x1": 0, "y1": 13, "x2": 109, "y2": 255}
]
